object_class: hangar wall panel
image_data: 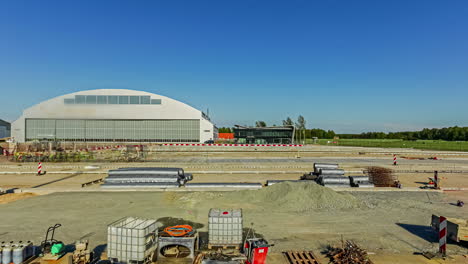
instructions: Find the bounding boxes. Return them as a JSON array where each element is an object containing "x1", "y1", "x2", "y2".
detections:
[{"x1": 25, "y1": 119, "x2": 200, "y2": 142}]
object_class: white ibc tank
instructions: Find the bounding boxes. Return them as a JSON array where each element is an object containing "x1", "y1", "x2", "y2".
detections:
[
  {"x1": 107, "y1": 217, "x2": 159, "y2": 263},
  {"x1": 208, "y1": 209, "x2": 243, "y2": 246}
]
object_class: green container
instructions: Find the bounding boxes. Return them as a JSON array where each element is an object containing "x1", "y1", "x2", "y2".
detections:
[{"x1": 51, "y1": 243, "x2": 64, "y2": 255}]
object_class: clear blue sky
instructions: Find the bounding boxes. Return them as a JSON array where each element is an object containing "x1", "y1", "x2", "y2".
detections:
[{"x1": 1, "y1": 0, "x2": 467, "y2": 133}]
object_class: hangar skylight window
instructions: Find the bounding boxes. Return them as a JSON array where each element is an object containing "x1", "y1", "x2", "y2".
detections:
[
  {"x1": 64, "y1": 95, "x2": 162, "y2": 105},
  {"x1": 108, "y1": 96, "x2": 118, "y2": 104}
]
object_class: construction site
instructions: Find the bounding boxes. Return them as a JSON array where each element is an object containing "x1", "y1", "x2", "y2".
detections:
[
  {"x1": 0, "y1": 144, "x2": 467, "y2": 264},
  {"x1": 5, "y1": 0, "x2": 468, "y2": 262}
]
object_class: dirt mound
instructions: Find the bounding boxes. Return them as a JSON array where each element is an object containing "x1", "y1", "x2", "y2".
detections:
[
  {"x1": 0, "y1": 193, "x2": 37, "y2": 204},
  {"x1": 231, "y1": 182, "x2": 360, "y2": 211},
  {"x1": 178, "y1": 182, "x2": 360, "y2": 212}
]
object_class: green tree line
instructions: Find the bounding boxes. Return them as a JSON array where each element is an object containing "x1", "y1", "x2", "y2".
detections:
[
  {"x1": 219, "y1": 122, "x2": 468, "y2": 141},
  {"x1": 218, "y1": 127, "x2": 233, "y2": 133},
  {"x1": 218, "y1": 126, "x2": 336, "y2": 139},
  {"x1": 338, "y1": 126, "x2": 468, "y2": 141}
]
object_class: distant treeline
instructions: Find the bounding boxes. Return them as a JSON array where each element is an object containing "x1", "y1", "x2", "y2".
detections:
[
  {"x1": 338, "y1": 126, "x2": 468, "y2": 141},
  {"x1": 218, "y1": 127, "x2": 336, "y2": 139},
  {"x1": 218, "y1": 127, "x2": 233, "y2": 133},
  {"x1": 303, "y1": 129, "x2": 336, "y2": 139},
  {"x1": 219, "y1": 126, "x2": 468, "y2": 141}
]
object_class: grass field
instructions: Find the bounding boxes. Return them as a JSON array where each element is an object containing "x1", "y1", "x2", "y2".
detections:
[{"x1": 313, "y1": 139, "x2": 468, "y2": 152}]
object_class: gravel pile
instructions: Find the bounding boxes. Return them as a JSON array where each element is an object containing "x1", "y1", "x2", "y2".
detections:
[{"x1": 179, "y1": 182, "x2": 360, "y2": 212}]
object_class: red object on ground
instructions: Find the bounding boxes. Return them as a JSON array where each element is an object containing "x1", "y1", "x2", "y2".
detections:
[
  {"x1": 218, "y1": 133, "x2": 234, "y2": 139},
  {"x1": 247, "y1": 247, "x2": 269, "y2": 264}
]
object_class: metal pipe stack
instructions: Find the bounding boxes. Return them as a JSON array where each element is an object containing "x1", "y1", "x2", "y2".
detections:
[
  {"x1": 101, "y1": 167, "x2": 192, "y2": 189},
  {"x1": 313, "y1": 163, "x2": 339, "y2": 174},
  {"x1": 313, "y1": 163, "x2": 350, "y2": 188},
  {"x1": 319, "y1": 168, "x2": 345, "y2": 175},
  {"x1": 310, "y1": 163, "x2": 375, "y2": 188},
  {"x1": 266, "y1": 180, "x2": 304, "y2": 186},
  {"x1": 349, "y1": 176, "x2": 374, "y2": 188}
]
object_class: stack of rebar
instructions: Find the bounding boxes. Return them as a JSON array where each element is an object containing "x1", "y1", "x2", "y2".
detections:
[
  {"x1": 366, "y1": 166, "x2": 396, "y2": 187},
  {"x1": 326, "y1": 240, "x2": 373, "y2": 264},
  {"x1": 313, "y1": 163, "x2": 350, "y2": 188},
  {"x1": 101, "y1": 167, "x2": 193, "y2": 188}
]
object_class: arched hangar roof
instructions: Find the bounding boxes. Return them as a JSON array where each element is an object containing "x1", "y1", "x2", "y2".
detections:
[{"x1": 19, "y1": 89, "x2": 205, "y2": 120}]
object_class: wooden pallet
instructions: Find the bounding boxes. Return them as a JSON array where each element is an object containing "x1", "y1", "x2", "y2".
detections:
[
  {"x1": 207, "y1": 244, "x2": 240, "y2": 250},
  {"x1": 81, "y1": 178, "x2": 103, "y2": 188},
  {"x1": 283, "y1": 251, "x2": 321, "y2": 264}
]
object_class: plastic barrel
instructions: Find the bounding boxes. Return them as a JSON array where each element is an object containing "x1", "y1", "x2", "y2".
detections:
[
  {"x1": 2, "y1": 246, "x2": 11, "y2": 264},
  {"x1": 22, "y1": 241, "x2": 33, "y2": 259},
  {"x1": 12, "y1": 246, "x2": 24, "y2": 264}
]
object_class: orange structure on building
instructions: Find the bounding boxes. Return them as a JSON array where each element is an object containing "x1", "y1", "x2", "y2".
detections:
[{"x1": 218, "y1": 133, "x2": 234, "y2": 140}]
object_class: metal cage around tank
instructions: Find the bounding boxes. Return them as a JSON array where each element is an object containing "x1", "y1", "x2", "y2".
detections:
[
  {"x1": 107, "y1": 217, "x2": 159, "y2": 264},
  {"x1": 208, "y1": 209, "x2": 243, "y2": 247}
]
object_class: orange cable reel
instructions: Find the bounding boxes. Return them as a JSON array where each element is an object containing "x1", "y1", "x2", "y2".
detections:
[{"x1": 163, "y1": 225, "x2": 193, "y2": 237}]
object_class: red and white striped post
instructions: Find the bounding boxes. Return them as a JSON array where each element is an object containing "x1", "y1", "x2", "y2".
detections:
[
  {"x1": 439, "y1": 216, "x2": 447, "y2": 256},
  {"x1": 37, "y1": 162, "x2": 43, "y2": 175},
  {"x1": 393, "y1": 154, "x2": 397, "y2": 165}
]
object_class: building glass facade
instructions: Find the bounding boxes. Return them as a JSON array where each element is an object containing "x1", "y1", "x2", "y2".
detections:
[
  {"x1": 25, "y1": 119, "x2": 200, "y2": 142},
  {"x1": 233, "y1": 126, "x2": 294, "y2": 144},
  {"x1": 63, "y1": 95, "x2": 162, "y2": 105}
]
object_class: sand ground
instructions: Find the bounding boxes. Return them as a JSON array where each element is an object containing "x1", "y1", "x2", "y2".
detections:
[{"x1": 1, "y1": 145, "x2": 467, "y2": 264}]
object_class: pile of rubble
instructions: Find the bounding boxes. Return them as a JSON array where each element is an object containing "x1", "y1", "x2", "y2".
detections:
[{"x1": 326, "y1": 240, "x2": 373, "y2": 264}]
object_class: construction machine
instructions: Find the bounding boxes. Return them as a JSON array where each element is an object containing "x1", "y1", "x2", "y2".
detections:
[
  {"x1": 242, "y1": 223, "x2": 273, "y2": 264},
  {"x1": 243, "y1": 238, "x2": 273, "y2": 264},
  {"x1": 41, "y1": 224, "x2": 66, "y2": 260},
  {"x1": 72, "y1": 240, "x2": 92, "y2": 264}
]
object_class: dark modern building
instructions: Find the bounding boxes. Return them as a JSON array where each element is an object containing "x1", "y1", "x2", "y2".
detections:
[
  {"x1": 0, "y1": 119, "x2": 11, "y2": 139},
  {"x1": 233, "y1": 125, "x2": 294, "y2": 144}
]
